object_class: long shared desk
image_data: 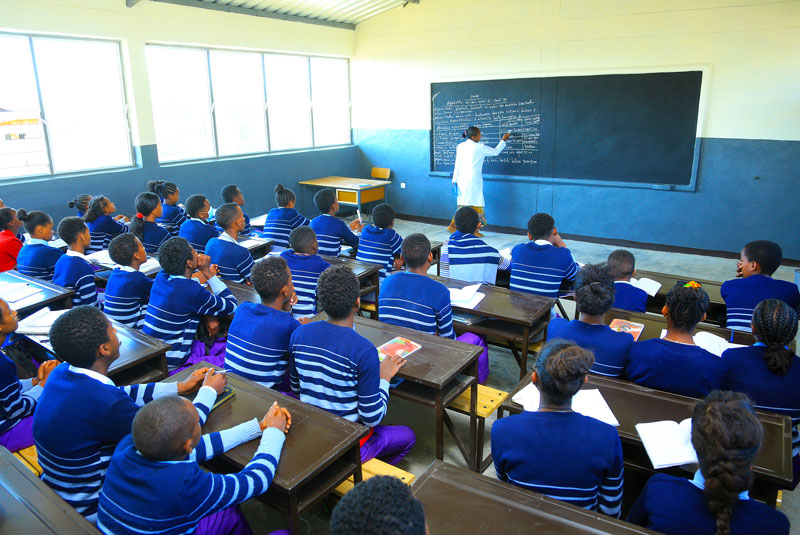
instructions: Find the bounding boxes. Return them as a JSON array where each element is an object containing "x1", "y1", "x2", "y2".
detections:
[
  {"x1": 0, "y1": 270, "x2": 74, "y2": 318},
  {"x1": 636, "y1": 270, "x2": 726, "y2": 326}
]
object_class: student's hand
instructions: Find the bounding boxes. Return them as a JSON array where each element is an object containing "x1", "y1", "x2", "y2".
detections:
[
  {"x1": 552, "y1": 233, "x2": 567, "y2": 248},
  {"x1": 297, "y1": 317, "x2": 311, "y2": 325},
  {"x1": 379, "y1": 354, "x2": 406, "y2": 381},
  {"x1": 393, "y1": 257, "x2": 404, "y2": 270},
  {"x1": 197, "y1": 254, "x2": 217, "y2": 279},
  {"x1": 349, "y1": 219, "x2": 363, "y2": 231},
  {"x1": 502, "y1": 132, "x2": 511, "y2": 141},
  {"x1": 260, "y1": 401, "x2": 290, "y2": 433},
  {"x1": 201, "y1": 369, "x2": 227, "y2": 394},
  {"x1": 36, "y1": 360, "x2": 60, "y2": 387},
  {"x1": 736, "y1": 261, "x2": 743, "y2": 278},
  {"x1": 177, "y1": 371, "x2": 206, "y2": 395},
  {"x1": 192, "y1": 271, "x2": 209, "y2": 284}
]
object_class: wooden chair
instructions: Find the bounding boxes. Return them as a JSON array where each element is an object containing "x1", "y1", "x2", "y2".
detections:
[
  {"x1": 371, "y1": 167, "x2": 390, "y2": 180},
  {"x1": 13, "y1": 445, "x2": 43, "y2": 476},
  {"x1": 333, "y1": 457, "x2": 415, "y2": 497},
  {"x1": 446, "y1": 384, "x2": 509, "y2": 472}
]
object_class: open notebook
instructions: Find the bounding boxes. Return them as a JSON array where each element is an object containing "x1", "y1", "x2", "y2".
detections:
[
  {"x1": 511, "y1": 383, "x2": 619, "y2": 427},
  {"x1": 448, "y1": 284, "x2": 485, "y2": 309},
  {"x1": 629, "y1": 277, "x2": 662, "y2": 297},
  {"x1": 636, "y1": 418, "x2": 698, "y2": 469}
]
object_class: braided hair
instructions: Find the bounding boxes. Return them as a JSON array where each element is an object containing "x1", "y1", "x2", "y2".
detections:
[
  {"x1": 691, "y1": 391, "x2": 763, "y2": 535},
  {"x1": 147, "y1": 180, "x2": 179, "y2": 202},
  {"x1": 665, "y1": 281, "x2": 709, "y2": 331},
  {"x1": 83, "y1": 196, "x2": 110, "y2": 223},
  {"x1": 751, "y1": 299, "x2": 798, "y2": 376},
  {"x1": 535, "y1": 340, "x2": 595, "y2": 405},
  {"x1": 574, "y1": 263, "x2": 615, "y2": 316},
  {"x1": 68, "y1": 194, "x2": 92, "y2": 214}
]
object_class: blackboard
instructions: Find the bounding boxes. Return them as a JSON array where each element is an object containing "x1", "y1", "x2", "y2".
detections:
[{"x1": 431, "y1": 71, "x2": 702, "y2": 187}]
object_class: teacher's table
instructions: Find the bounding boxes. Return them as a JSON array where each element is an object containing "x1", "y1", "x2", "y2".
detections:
[
  {"x1": 297, "y1": 176, "x2": 391, "y2": 220},
  {"x1": 1, "y1": 270, "x2": 74, "y2": 318},
  {"x1": 165, "y1": 363, "x2": 367, "y2": 535},
  {"x1": 430, "y1": 275, "x2": 554, "y2": 379},
  {"x1": 636, "y1": 270, "x2": 726, "y2": 326},
  {"x1": 499, "y1": 374, "x2": 793, "y2": 507}
]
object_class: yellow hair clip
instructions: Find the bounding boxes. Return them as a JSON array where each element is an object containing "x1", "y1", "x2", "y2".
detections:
[{"x1": 684, "y1": 281, "x2": 702, "y2": 288}]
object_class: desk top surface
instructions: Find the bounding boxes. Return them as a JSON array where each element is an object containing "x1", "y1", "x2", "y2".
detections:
[
  {"x1": 636, "y1": 270, "x2": 724, "y2": 303},
  {"x1": 322, "y1": 255, "x2": 380, "y2": 279},
  {"x1": 603, "y1": 308, "x2": 755, "y2": 346},
  {"x1": 165, "y1": 363, "x2": 367, "y2": 491},
  {"x1": 298, "y1": 176, "x2": 391, "y2": 188},
  {"x1": 1, "y1": 270, "x2": 75, "y2": 314},
  {"x1": 412, "y1": 461, "x2": 660, "y2": 535},
  {"x1": 223, "y1": 279, "x2": 261, "y2": 305}
]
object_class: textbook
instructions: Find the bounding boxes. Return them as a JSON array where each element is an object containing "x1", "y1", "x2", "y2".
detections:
[
  {"x1": 16, "y1": 307, "x2": 69, "y2": 335},
  {"x1": 212, "y1": 386, "x2": 236, "y2": 411},
  {"x1": 449, "y1": 284, "x2": 485, "y2": 309},
  {"x1": 608, "y1": 319, "x2": 645, "y2": 341},
  {"x1": 630, "y1": 277, "x2": 662, "y2": 297},
  {"x1": 512, "y1": 383, "x2": 620, "y2": 427},
  {"x1": 86, "y1": 250, "x2": 161, "y2": 276},
  {"x1": 377, "y1": 337, "x2": 421, "y2": 361},
  {"x1": 636, "y1": 418, "x2": 698, "y2": 469},
  {"x1": 0, "y1": 281, "x2": 44, "y2": 304},
  {"x1": 658, "y1": 329, "x2": 747, "y2": 357}
]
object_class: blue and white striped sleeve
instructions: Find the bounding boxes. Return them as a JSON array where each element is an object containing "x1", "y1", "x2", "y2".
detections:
[
  {"x1": 190, "y1": 418, "x2": 263, "y2": 462},
  {"x1": 289, "y1": 212, "x2": 310, "y2": 229},
  {"x1": 0, "y1": 379, "x2": 41, "y2": 423},
  {"x1": 436, "y1": 302, "x2": 456, "y2": 339},
  {"x1": 120, "y1": 382, "x2": 179, "y2": 406},
  {"x1": 238, "y1": 252, "x2": 254, "y2": 282},
  {"x1": 356, "y1": 348, "x2": 390, "y2": 427},
  {"x1": 390, "y1": 233, "x2": 403, "y2": 256},
  {"x1": 197, "y1": 280, "x2": 238, "y2": 316},
  {"x1": 75, "y1": 272, "x2": 99, "y2": 307},
  {"x1": 564, "y1": 251, "x2": 580, "y2": 281},
  {"x1": 598, "y1": 437, "x2": 624, "y2": 518}
]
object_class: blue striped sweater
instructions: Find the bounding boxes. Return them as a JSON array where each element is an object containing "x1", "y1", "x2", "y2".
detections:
[
  {"x1": 15, "y1": 239, "x2": 64, "y2": 281},
  {"x1": 510, "y1": 241, "x2": 580, "y2": 298},
  {"x1": 53, "y1": 252, "x2": 99, "y2": 307},
  {"x1": 205, "y1": 235, "x2": 254, "y2": 284},
  {"x1": 355, "y1": 225, "x2": 402, "y2": 279},
  {"x1": 721, "y1": 274, "x2": 800, "y2": 331},
  {"x1": 86, "y1": 215, "x2": 128, "y2": 253},
  {"x1": 215, "y1": 211, "x2": 251, "y2": 237},
  {"x1": 547, "y1": 317, "x2": 633, "y2": 378},
  {"x1": 280, "y1": 250, "x2": 330, "y2": 317},
  {"x1": 0, "y1": 351, "x2": 43, "y2": 436},
  {"x1": 103, "y1": 267, "x2": 153, "y2": 328},
  {"x1": 310, "y1": 214, "x2": 359, "y2": 257},
  {"x1": 259, "y1": 208, "x2": 308, "y2": 249},
  {"x1": 290, "y1": 321, "x2": 390, "y2": 426},
  {"x1": 156, "y1": 203, "x2": 187, "y2": 236},
  {"x1": 378, "y1": 272, "x2": 456, "y2": 339},
  {"x1": 178, "y1": 219, "x2": 219, "y2": 254},
  {"x1": 138, "y1": 221, "x2": 171, "y2": 254},
  {"x1": 447, "y1": 231, "x2": 507, "y2": 284}
]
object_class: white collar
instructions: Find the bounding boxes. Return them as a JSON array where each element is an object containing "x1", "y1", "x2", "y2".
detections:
[
  {"x1": 534, "y1": 239, "x2": 552, "y2": 246},
  {"x1": 25, "y1": 238, "x2": 50, "y2": 246},
  {"x1": 119, "y1": 265, "x2": 137, "y2": 273},
  {"x1": 68, "y1": 365, "x2": 115, "y2": 386},
  {"x1": 66, "y1": 249, "x2": 90, "y2": 261},
  {"x1": 218, "y1": 232, "x2": 239, "y2": 244},
  {"x1": 190, "y1": 218, "x2": 209, "y2": 224},
  {"x1": 690, "y1": 471, "x2": 749, "y2": 500}
]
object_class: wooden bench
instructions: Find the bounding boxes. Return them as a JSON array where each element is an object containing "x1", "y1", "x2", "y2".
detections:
[
  {"x1": 446, "y1": 384, "x2": 509, "y2": 472},
  {"x1": 13, "y1": 445, "x2": 43, "y2": 476},
  {"x1": 333, "y1": 457, "x2": 415, "y2": 497}
]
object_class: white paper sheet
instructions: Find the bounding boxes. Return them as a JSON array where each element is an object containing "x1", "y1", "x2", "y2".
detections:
[
  {"x1": 658, "y1": 329, "x2": 747, "y2": 357},
  {"x1": 238, "y1": 238, "x2": 269, "y2": 249},
  {"x1": 630, "y1": 277, "x2": 662, "y2": 297},
  {"x1": 635, "y1": 418, "x2": 698, "y2": 469},
  {"x1": 511, "y1": 383, "x2": 620, "y2": 427},
  {"x1": 449, "y1": 284, "x2": 480, "y2": 302}
]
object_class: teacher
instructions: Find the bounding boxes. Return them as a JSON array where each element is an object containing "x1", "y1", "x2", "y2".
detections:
[{"x1": 447, "y1": 126, "x2": 511, "y2": 236}]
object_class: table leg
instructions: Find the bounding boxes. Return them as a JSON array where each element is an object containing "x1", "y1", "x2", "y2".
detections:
[
  {"x1": 351, "y1": 444, "x2": 363, "y2": 484},
  {"x1": 469, "y1": 361, "x2": 478, "y2": 471},
  {"x1": 288, "y1": 493, "x2": 301, "y2": 535},
  {"x1": 520, "y1": 326, "x2": 530, "y2": 380},
  {"x1": 372, "y1": 273, "x2": 380, "y2": 320},
  {"x1": 435, "y1": 390, "x2": 444, "y2": 460}
]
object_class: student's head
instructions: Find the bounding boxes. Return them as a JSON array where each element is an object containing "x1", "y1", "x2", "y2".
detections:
[
  {"x1": 317, "y1": 264, "x2": 360, "y2": 320},
  {"x1": 454, "y1": 206, "x2": 480, "y2": 234},
  {"x1": 372, "y1": 203, "x2": 395, "y2": 229},
  {"x1": 401, "y1": 233, "x2": 432, "y2": 270},
  {"x1": 83, "y1": 196, "x2": 115, "y2": 223},
  {"x1": 533, "y1": 340, "x2": 594, "y2": 406},
  {"x1": 274, "y1": 184, "x2": 296, "y2": 208},
  {"x1": 147, "y1": 180, "x2": 179, "y2": 204},
  {"x1": 185, "y1": 194, "x2": 210, "y2": 219},
  {"x1": 68, "y1": 194, "x2": 92, "y2": 214},
  {"x1": 16, "y1": 210, "x2": 53, "y2": 240},
  {"x1": 740, "y1": 240, "x2": 782, "y2": 277},
  {"x1": 289, "y1": 226, "x2": 318, "y2": 255},
  {"x1": 252, "y1": 256, "x2": 294, "y2": 307},
  {"x1": 0, "y1": 298, "x2": 19, "y2": 338},
  {"x1": 314, "y1": 188, "x2": 337, "y2": 215},
  {"x1": 330, "y1": 476, "x2": 427, "y2": 535},
  {"x1": 220, "y1": 184, "x2": 243, "y2": 205},
  {"x1": 215, "y1": 203, "x2": 244, "y2": 233},
  {"x1": 0, "y1": 207, "x2": 22, "y2": 233},
  {"x1": 108, "y1": 233, "x2": 146, "y2": 267},
  {"x1": 131, "y1": 192, "x2": 162, "y2": 240},
  {"x1": 133, "y1": 396, "x2": 200, "y2": 461},
  {"x1": 57, "y1": 216, "x2": 90, "y2": 247},
  {"x1": 527, "y1": 213, "x2": 555, "y2": 241},
  {"x1": 751, "y1": 299, "x2": 798, "y2": 377},
  {"x1": 158, "y1": 237, "x2": 195, "y2": 276},
  {"x1": 691, "y1": 390, "x2": 763, "y2": 535},
  {"x1": 574, "y1": 263, "x2": 615, "y2": 316},
  {"x1": 606, "y1": 249, "x2": 636, "y2": 281},
  {"x1": 663, "y1": 281, "x2": 709, "y2": 332},
  {"x1": 463, "y1": 126, "x2": 481, "y2": 142},
  {"x1": 49, "y1": 306, "x2": 120, "y2": 369}
]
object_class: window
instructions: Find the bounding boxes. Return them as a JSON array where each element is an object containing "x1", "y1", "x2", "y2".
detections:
[
  {"x1": 0, "y1": 33, "x2": 132, "y2": 179},
  {"x1": 146, "y1": 45, "x2": 350, "y2": 162}
]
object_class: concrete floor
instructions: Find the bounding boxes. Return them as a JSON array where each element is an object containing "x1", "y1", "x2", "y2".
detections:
[{"x1": 241, "y1": 217, "x2": 800, "y2": 534}]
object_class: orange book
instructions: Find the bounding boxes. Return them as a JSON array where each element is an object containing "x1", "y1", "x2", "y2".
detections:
[
  {"x1": 377, "y1": 337, "x2": 421, "y2": 361},
  {"x1": 609, "y1": 319, "x2": 645, "y2": 341}
]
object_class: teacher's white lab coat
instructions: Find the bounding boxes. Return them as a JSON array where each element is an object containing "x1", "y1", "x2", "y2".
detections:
[{"x1": 452, "y1": 139, "x2": 507, "y2": 207}]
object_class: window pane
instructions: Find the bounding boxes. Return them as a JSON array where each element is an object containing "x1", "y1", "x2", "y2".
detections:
[
  {"x1": 33, "y1": 38, "x2": 131, "y2": 173},
  {"x1": 147, "y1": 47, "x2": 214, "y2": 162},
  {"x1": 310, "y1": 57, "x2": 351, "y2": 147},
  {"x1": 264, "y1": 54, "x2": 312, "y2": 151},
  {"x1": 209, "y1": 50, "x2": 268, "y2": 156},
  {"x1": 0, "y1": 35, "x2": 50, "y2": 178}
]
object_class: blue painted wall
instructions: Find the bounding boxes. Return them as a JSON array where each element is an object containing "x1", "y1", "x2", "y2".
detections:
[{"x1": 355, "y1": 129, "x2": 800, "y2": 259}]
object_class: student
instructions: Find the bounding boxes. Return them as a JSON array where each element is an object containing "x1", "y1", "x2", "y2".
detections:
[
  {"x1": 34, "y1": 305, "x2": 224, "y2": 521},
  {"x1": 309, "y1": 188, "x2": 361, "y2": 257},
  {"x1": 148, "y1": 180, "x2": 186, "y2": 236},
  {"x1": 52, "y1": 217, "x2": 100, "y2": 307},
  {"x1": 607, "y1": 249, "x2": 648, "y2": 313},
  {"x1": 510, "y1": 213, "x2": 580, "y2": 298},
  {"x1": 0, "y1": 298, "x2": 58, "y2": 453},
  {"x1": 103, "y1": 234, "x2": 153, "y2": 329},
  {"x1": 626, "y1": 282, "x2": 729, "y2": 398},
  {"x1": 83, "y1": 196, "x2": 129, "y2": 253},
  {"x1": 218, "y1": 184, "x2": 252, "y2": 236},
  {"x1": 0, "y1": 207, "x2": 24, "y2": 272},
  {"x1": 15, "y1": 210, "x2": 63, "y2": 281},
  {"x1": 68, "y1": 194, "x2": 92, "y2": 218},
  {"x1": 280, "y1": 226, "x2": 330, "y2": 318},
  {"x1": 547, "y1": 263, "x2": 633, "y2": 378},
  {"x1": 721, "y1": 240, "x2": 800, "y2": 331},
  {"x1": 379, "y1": 233, "x2": 490, "y2": 384},
  {"x1": 143, "y1": 237, "x2": 238, "y2": 370},
  {"x1": 356, "y1": 203, "x2": 403, "y2": 280},
  {"x1": 491, "y1": 340, "x2": 624, "y2": 516},
  {"x1": 447, "y1": 206, "x2": 508, "y2": 284},
  {"x1": 225, "y1": 256, "x2": 301, "y2": 389},
  {"x1": 628, "y1": 391, "x2": 789, "y2": 535},
  {"x1": 290, "y1": 265, "x2": 415, "y2": 465},
  {"x1": 206, "y1": 203, "x2": 254, "y2": 284},
  {"x1": 179, "y1": 194, "x2": 219, "y2": 254},
  {"x1": 330, "y1": 476, "x2": 428, "y2": 535},
  {"x1": 97, "y1": 396, "x2": 290, "y2": 535},
  {"x1": 261, "y1": 184, "x2": 309, "y2": 250},
  {"x1": 130, "y1": 192, "x2": 171, "y2": 254},
  {"x1": 721, "y1": 299, "x2": 800, "y2": 484}
]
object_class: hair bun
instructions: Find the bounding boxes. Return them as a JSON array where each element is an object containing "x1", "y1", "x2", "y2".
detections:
[
  {"x1": 16, "y1": 209, "x2": 29, "y2": 221},
  {"x1": 275, "y1": 184, "x2": 285, "y2": 193}
]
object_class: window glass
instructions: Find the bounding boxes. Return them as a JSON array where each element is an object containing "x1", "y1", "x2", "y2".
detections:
[
  {"x1": 263, "y1": 54, "x2": 312, "y2": 151},
  {"x1": 310, "y1": 57, "x2": 351, "y2": 146}
]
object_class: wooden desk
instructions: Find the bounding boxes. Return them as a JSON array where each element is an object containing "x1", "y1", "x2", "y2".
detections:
[
  {"x1": 0, "y1": 447, "x2": 101, "y2": 535},
  {"x1": 222, "y1": 279, "x2": 260, "y2": 305},
  {"x1": 499, "y1": 375, "x2": 793, "y2": 506},
  {"x1": 636, "y1": 270, "x2": 726, "y2": 326},
  {"x1": 249, "y1": 213, "x2": 267, "y2": 228},
  {"x1": 237, "y1": 236, "x2": 272, "y2": 260},
  {"x1": 431, "y1": 275, "x2": 554, "y2": 379},
  {"x1": 298, "y1": 176, "x2": 390, "y2": 219},
  {"x1": 1, "y1": 270, "x2": 74, "y2": 318},
  {"x1": 413, "y1": 461, "x2": 660, "y2": 535},
  {"x1": 165, "y1": 363, "x2": 367, "y2": 535}
]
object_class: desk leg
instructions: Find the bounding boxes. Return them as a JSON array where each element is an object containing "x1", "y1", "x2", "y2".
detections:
[
  {"x1": 435, "y1": 390, "x2": 444, "y2": 461},
  {"x1": 469, "y1": 361, "x2": 478, "y2": 471},
  {"x1": 288, "y1": 493, "x2": 301, "y2": 535},
  {"x1": 372, "y1": 273, "x2": 380, "y2": 320},
  {"x1": 519, "y1": 326, "x2": 530, "y2": 380},
  {"x1": 351, "y1": 445, "x2": 363, "y2": 484}
]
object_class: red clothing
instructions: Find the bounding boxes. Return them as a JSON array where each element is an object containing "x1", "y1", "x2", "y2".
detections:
[{"x1": 0, "y1": 230, "x2": 22, "y2": 272}]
